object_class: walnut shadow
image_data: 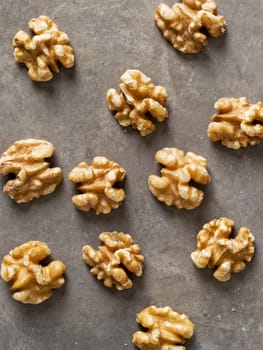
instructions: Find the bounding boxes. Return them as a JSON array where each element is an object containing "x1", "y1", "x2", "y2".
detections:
[
  {"x1": 82, "y1": 256, "x2": 148, "y2": 301},
  {"x1": 31, "y1": 62, "x2": 77, "y2": 94},
  {"x1": 67, "y1": 168, "x2": 131, "y2": 232},
  {"x1": 145, "y1": 159, "x2": 216, "y2": 226},
  {"x1": 0, "y1": 152, "x2": 64, "y2": 213},
  {"x1": 155, "y1": 4, "x2": 228, "y2": 56},
  {"x1": 2, "y1": 252, "x2": 67, "y2": 314},
  {"x1": 191, "y1": 243, "x2": 257, "y2": 288},
  {"x1": 209, "y1": 138, "x2": 263, "y2": 161}
]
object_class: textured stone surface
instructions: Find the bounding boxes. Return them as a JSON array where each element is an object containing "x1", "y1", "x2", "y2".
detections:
[{"x1": 0, "y1": 1, "x2": 262, "y2": 349}]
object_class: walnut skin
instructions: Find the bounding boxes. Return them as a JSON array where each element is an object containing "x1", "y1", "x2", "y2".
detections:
[
  {"x1": 82, "y1": 232, "x2": 144, "y2": 290},
  {"x1": 107, "y1": 70, "x2": 168, "y2": 136},
  {"x1": 191, "y1": 218, "x2": 255, "y2": 281},
  {"x1": 207, "y1": 97, "x2": 263, "y2": 149},
  {"x1": 1, "y1": 241, "x2": 66, "y2": 304},
  {"x1": 68, "y1": 157, "x2": 126, "y2": 215},
  {"x1": 154, "y1": 0, "x2": 226, "y2": 54},
  {"x1": 0, "y1": 139, "x2": 62, "y2": 203},
  {"x1": 13, "y1": 16, "x2": 74, "y2": 81},
  {"x1": 133, "y1": 305, "x2": 195, "y2": 350},
  {"x1": 148, "y1": 148, "x2": 210, "y2": 210}
]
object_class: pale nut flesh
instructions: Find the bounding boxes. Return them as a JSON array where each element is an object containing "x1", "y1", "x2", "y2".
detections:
[
  {"x1": 82, "y1": 231, "x2": 144, "y2": 291},
  {"x1": 133, "y1": 305, "x2": 194, "y2": 350},
  {"x1": 191, "y1": 218, "x2": 255, "y2": 281},
  {"x1": 148, "y1": 147, "x2": 211, "y2": 209},
  {"x1": 1, "y1": 241, "x2": 66, "y2": 304},
  {"x1": 154, "y1": 0, "x2": 226, "y2": 54},
  {"x1": 107, "y1": 69, "x2": 168, "y2": 136},
  {"x1": 0, "y1": 139, "x2": 62, "y2": 203},
  {"x1": 68, "y1": 157, "x2": 126, "y2": 215},
  {"x1": 13, "y1": 15, "x2": 74, "y2": 81},
  {"x1": 207, "y1": 97, "x2": 263, "y2": 149}
]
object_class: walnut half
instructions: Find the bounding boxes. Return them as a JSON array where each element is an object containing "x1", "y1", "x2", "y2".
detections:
[
  {"x1": 191, "y1": 218, "x2": 255, "y2": 281},
  {"x1": 148, "y1": 147, "x2": 211, "y2": 209},
  {"x1": 133, "y1": 305, "x2": 195, "y2": 350},
  {"x1": 82, "y1": 232, "x2": 144, "y2": 290},
  {"x1": 107, "y1": 70, "x2": 168, "y2": 136},
  {"x1": 154, "y1": 0, "x2": 226, "y2": 54},
  {"x1": 68, "y1": 157, "x2": 126, "y2": 215},
  {"x1": 13, "y1": 16, "x2": 74, "y2": 81},
  {"x1": 0, "y1": 139, "x2": 62, "y2": 203},
  {"x1": 207, "y1": 97, "x2": 263, "y2": 149},
  {"x1": 1, "y1": 241, "x2": 66, "y2": 304}
]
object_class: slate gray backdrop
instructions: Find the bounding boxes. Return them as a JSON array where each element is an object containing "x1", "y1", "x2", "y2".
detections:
[{"x1": 0, "y1": 1, "x2": 262, "y2": 349}]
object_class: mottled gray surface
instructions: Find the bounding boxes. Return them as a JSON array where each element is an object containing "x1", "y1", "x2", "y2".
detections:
[{"x1": 0, "y1": 1, "x2": 262, "y2": 349}]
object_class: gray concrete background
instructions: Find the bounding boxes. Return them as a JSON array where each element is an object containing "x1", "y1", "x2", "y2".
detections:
[{"x1": 0, "y1": 1, "x2": 262, "y2": 349}]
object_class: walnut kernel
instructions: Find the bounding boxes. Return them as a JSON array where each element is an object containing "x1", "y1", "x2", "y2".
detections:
[
  {"x1": 0, "y1": 139, "x2": 62, "y2": 203},
  {"x1": 82, "y1": 231, "x2": 144, "y2": 290},
  {"x1": 207, "y1": 97, "x2": 263, "y2": 149},
  {"x1": 154, "y1": 0, "x2": 226, "y2": 54},
  {"x1": 107, "y1": 70, "x2": 168, "y2": 136},
  {"x1": 191, "y1": 218, "x2": 255, "y2": 281},
  {"x1": 68, "y1": 157, "x2": 126, "y2": 215},
  {"x1": 13, "y1": 16, "x2": 74, "y2": 81},
  {"x1": 148, "y1": 147, "x2": 210, "y2": 209},
  {"x1": 1, "y1": 241, "x2": 66, "y2": 304},
  {"x1": 133, "y1": 305, "x2": 194, "y2": 350}
]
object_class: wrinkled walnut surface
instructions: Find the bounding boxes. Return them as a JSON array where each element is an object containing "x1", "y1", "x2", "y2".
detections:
[
  {"x1": 191, "y1": 218, "x2": 255, "y2": 281},
  {"x1": 0, "y1": 139, "x2": 62, "y2": 203},
  {"x1": 13, "y1": 15, "x2": 74, "y2": 81},
  {"x1": 107, "y1": 69, "x2": 168, "y2": 136},
  {"x1": 1, "y1": 241, "x2": 66, "y2": 304},
  {"x1": 148, "y1": 147, "x2": 210, "y2": 209},
  {"x1": 68, "y1": 157, "x2": 126, "y2": 215},
  {"x1": 82, "y1": 231, "x2": 144, "y2": 290},
  {"x1": 154, "y1": 0, "x2": 226, "y2": 54},
  {"x1": 133, "y1": 305, "x2": 194, "y2": 350},
  {"x1": 207, "y1": 97, "x2": 263, "y2": 149}
]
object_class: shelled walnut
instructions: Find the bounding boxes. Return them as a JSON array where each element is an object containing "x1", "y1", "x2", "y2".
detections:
[
  {"x1": 13, "y1": 15, "x2": 74, "y2": 81},
  {"x1": 68, "y1": 157, "x2": 126, "y2": 215},
  {"x1": 1, "y1": 241, "x2": 66, "y2": 304},
  {"x1": 191, "y1": 218, "x2": 255, "y2": 281},
  {"x1": 207, "y1": 97, "x2": 263, "y2": 149},
  {"x1": 107, "y1": 69, "x2": 168, "y2": 136},
  {"x1": 82, "y1": 231, "x2": 144, "y2": 290},
  {"x1": 0, "y1": 139, "x2": 62, "y2": 203},
  {"x1": 133, "y1": 305, "x2": 194, "y2": 350},
  {"x1": 154, "y1": 0, "x2": 226, "y2": 54},
  {"x1": 148, "y1": 147, "x2": 210, "y2": 209}
]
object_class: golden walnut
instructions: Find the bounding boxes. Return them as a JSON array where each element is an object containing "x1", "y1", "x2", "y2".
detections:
[
  {"x1": 148, "y1": 148, "x2": 210, "y2": 210},
  {"x1": 82, "y1": 231, "x2": 144, "y2": 290},
  {"x1": 133, "y1": 305, "x2": 195, "y2": 350},
  {"x1": 13, "y1": 15, "x2": 74, "y2": 81},
  {"x1": 207, "y1": 97, "x2": 263, "y2": 149},
  {"x1": 68, "y1": 157, "x2": 126, "y2": 215},
  {"x1": 107, "y1": 69, "x2": 168, "y2": 136},
  {"x1": 0, "y1": 139, "x2": 62, "y2": 203},
  {"x1": 154, "y1": 0, "x2": 226, "y2": 54},
  {"x1": 191, "y1": 218, "x2": 255, "y2": 281},
  {"x1": 1, "y1": 241, "x2": 66, "y2": 304}
]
